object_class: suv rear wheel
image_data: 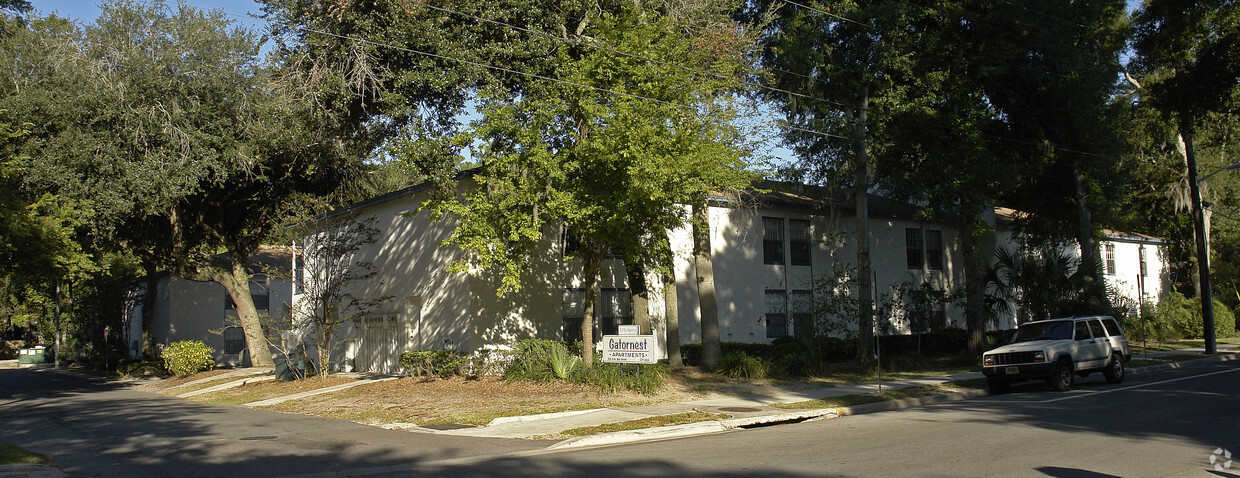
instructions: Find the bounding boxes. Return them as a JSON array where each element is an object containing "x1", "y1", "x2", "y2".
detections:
[
  {"x1": 1047, "y1": 360, "x2": 1073, "y2": 391},
  {"x1": 1103, "y1": 353, "x2": 1125, "y2": 383}
]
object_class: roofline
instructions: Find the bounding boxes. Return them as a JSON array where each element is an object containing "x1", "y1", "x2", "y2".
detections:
[{"x1": 316, "y1": 169, "x2": 480, "y2": 223}]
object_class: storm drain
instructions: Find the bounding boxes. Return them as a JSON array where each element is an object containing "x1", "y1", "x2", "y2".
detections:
[{"x1": 735, "y1": 416, "x2": 815, "y2": 429}]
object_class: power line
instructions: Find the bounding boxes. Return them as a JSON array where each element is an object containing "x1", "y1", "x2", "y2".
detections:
[{"x1": 779, "y1": 0, "x2": 874, "y2": 29}]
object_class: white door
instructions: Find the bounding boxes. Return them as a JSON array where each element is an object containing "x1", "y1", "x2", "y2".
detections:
[{"x1": 358, "y1": 314, "x2": 401, "y2": 374}]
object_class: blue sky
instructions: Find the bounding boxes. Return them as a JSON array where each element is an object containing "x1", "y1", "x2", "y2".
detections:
[{"x1": 31, "y1": 1, "x2": 266, "y2": 30}]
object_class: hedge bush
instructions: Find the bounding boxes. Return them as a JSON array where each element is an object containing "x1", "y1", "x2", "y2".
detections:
[
  {"x1": 399, "y1": 350, "x2": 467, "y2": 377},
  {"x1": 718, "y1": 352, "x2": 767, "y2": 379},
  {"x1": 162, "y1": 340, "x2": 215, "y2": 377}
]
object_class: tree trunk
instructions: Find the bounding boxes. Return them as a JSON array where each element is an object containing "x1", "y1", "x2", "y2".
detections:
[
  {"x1": 853, "y1": 89, "x2": 874, "y2": 363},
  {"x1": 212, "y1": 255, "x2": 274, "y2": 367},
  {"x1": 1071, "y1": 162, "x2": 1099, "y2": 273},
  {"x1": 625, "y1": 260, "x2": 651, "y2": 335},
  {"x1": 140, "y1": 262, "x2": 159, "y2": 360},
  {"x1": 663, "y1": 270, "x2": 682, "y2": 367},
  {"x1": 579, "y1": 245, "x2": 605, "y2": 366},
  {"x1": 961, "y1": 218, "x2": 990, "y2": 354},
  {"x1": 693, "y1": 201, "x2": 721, "y2": 371}
]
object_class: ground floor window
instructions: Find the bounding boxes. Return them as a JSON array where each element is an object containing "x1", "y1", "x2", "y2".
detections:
[
  {"x1": 765, "y1": 290, "x2": 789, "y2": 338},
  {"x1": 562, "y1": 288, "x2": 633, "y2": 340},
  {"x1": 223, "y1": 326, "x2": 245, "y2": 355}
]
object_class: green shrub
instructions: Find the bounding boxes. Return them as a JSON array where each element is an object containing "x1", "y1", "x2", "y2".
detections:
[
  {"x1": 547, "y1": 344, "x2": 581, "y2": 379},
  {"x1": 718, "y1": 352, "x2": 767, "y2": 379},
  {"x1": 502, "y1": 339, "x2": 665, "y2": 394},
  {"x1": 571, "y1": 362, "x2": 667, "y2": 395},
  {"x1": 162, "y1": 340, "x2": 215, "y2": 377},
  {"x1": 400, "y1": 350, "x2": 466, "y2": 377},
  {"x1": 1155, "y1": 292, "x2": 1237, "y2": 340},
  {"x1": 503, "y1": 339, "x2": 570, "y2": 382}
]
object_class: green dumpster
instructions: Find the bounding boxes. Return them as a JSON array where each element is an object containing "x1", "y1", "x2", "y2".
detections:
[{"x1": 17, "y1": 346, "x2": 47, "y2": 365}]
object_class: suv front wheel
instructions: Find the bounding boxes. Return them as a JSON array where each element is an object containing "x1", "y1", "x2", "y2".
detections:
[{"x1": 1047, "y1": 360, "x2": 1073, "y2": 391}]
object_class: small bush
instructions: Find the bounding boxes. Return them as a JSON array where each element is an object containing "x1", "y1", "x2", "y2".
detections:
[
  {"x1": 400, "y1": 350, "x2": 466, "y2": 377},
  {"x1": 503, "y1": 339, "x2": 570, "y2": 382},
  {"x1": 547, "y1": 344, "x2": 581, "y2": 379},
  {"x1": 718, "y1": 352, "x2": 767, "y2": 379},
  {"x1": 162, "y1": 340, "x2": 215, "y2": 377}
]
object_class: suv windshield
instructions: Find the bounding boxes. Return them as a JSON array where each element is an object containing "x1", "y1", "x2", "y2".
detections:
[{"x1": 1012, "y1": 320, "x2": 1074, "y2": 343}]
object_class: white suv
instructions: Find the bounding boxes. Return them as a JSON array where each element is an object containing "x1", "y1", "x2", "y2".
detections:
[{"x1": 982, "y1": 315, "x2": 1131, "y2": 393}]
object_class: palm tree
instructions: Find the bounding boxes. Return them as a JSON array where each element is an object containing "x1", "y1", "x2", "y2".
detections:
[{"x1": 987, "y1": 247, "x2": 1110, "y2": 323}]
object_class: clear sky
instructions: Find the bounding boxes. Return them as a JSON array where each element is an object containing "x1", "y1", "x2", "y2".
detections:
[
  {"x1": 22, "y1": 0, "x2": 798, "y2": 170},
  {"x1": 30, "y1": 1, "x2": 266, "y2": 30}
]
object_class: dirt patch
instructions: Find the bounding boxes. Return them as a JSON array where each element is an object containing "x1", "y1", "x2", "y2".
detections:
[
  {"x1": 261, "y1": 375, "x2": 688, "y2": 426},
  {"x1": 127, "y1": 368, "x2": 247, "y2": 392},
  {"x1": 190, "y1": 375, "x2": 357, "y2": 405}
]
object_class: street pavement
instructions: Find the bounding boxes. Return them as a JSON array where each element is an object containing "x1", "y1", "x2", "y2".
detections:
[{"x1": 1, "y1": 342, "x2": 1237, "y2": 477}]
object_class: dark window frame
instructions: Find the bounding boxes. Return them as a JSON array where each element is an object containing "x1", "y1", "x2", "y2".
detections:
[
  {"x1": 905, "y1": 228, "x2": 924, "y2": 269},
  {"x1": 789, "y1": 219, "x2": 812, "y2": 266},
  {"x1": 925, "y1": 230, "x2": 943, "y2": 270},
  {"x1": 763, "y1": 217, "x2": 785, "y2": 265},
  {"x1": 765, "y1": 289, "x2": 789, "y2": 338}
]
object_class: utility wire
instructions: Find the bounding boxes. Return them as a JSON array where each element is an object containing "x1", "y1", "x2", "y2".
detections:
[{"x1": 780, "y1": 0, "x2": 875, "y2": 28}]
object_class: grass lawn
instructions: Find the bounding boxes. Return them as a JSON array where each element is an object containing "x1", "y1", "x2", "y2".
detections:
[
  {"x1": 1129, "y1": 337, "x2": 1240, "y2": 354},
  {"x1": 0, "y1": 443, "x2": 53, "y2": 466}
]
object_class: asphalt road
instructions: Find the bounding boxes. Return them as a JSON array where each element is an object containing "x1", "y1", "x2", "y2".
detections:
[
  {"x1": 381, "y1": 359, "x2": 1240, "y2": 478},
  {"x1": 0, "y1": 368, "x2": 550, "y2": 477},
  {"x1": 2, "y1": 359, "x2": 1237, "y2": 477}
]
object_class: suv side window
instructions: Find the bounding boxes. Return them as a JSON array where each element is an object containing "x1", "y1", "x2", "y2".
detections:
[
  {"x1": 1074, "y1": 321, "x2": 1092, "y2": 341},
  {"x1": 1102, "y1": 318, "x2": 1122, "y2": 336},
  {"x1": 1089, "y1": 320, "x2": 1107, "y2": 339}
]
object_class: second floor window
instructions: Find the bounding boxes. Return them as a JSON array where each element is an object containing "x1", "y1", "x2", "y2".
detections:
[
  {"x1": 906, "y1": 228, "x2": 944, "y2": 270},
  {"x1": 1104, "y1": 244, "x2": 1116, "y2": 275},
  {"x1": 790, "y1": 220, "x2": 811, "y2": 266},
  {"x1": 763, "y1": 217, "x2": 785, "y2": 265}
]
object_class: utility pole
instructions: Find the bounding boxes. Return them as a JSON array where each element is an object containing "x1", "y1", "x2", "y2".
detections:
[{"x1": 1183, "y1": 129, "x2": 1216, "y2": 354}]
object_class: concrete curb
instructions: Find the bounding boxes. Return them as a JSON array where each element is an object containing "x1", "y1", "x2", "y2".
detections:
[
  {"x1": 834, "y1": 389, "x2": 991, "y2": 416},
  {"x1": 243, "y1": 377, "x2": 400, "y2": 407},
  {"x1": 1127, "y1": 353, "x2": 1238, "y2": 375},
  {"x1": 548, "y1": 408, "x2": 839, "y2": 450},
  {"x1": 0, "y1": 464, "x2": 67, "y2": 478},
  {"x1": 487, "y1": 408, "x2": 608, "y2": 426},
  {"x1": 177, "y1": 375, "x2": 275, "y2": 398}
]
